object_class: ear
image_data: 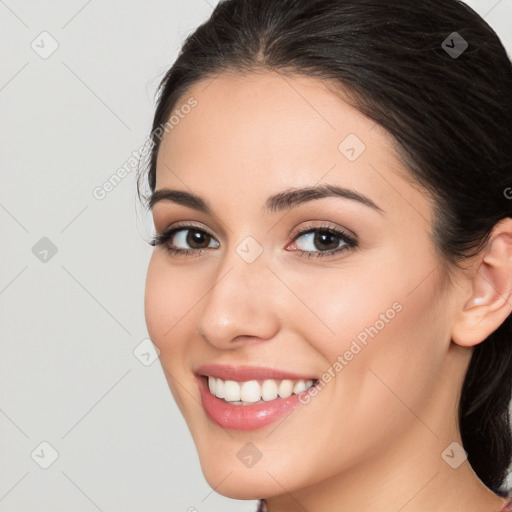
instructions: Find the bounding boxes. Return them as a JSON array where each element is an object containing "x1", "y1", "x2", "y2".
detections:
[{"x1": 451, "y1": 217, "x2": 512, "y2": 347}]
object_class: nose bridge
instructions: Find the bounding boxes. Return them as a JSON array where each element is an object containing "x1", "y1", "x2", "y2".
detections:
[{"x1": 195, "y1": 239, "x2": 280, "y2": 346}]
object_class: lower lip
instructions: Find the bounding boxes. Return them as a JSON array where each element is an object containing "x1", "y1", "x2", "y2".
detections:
[{"x1": 197, "y1": 376, "x2": 315, "y2": 431}]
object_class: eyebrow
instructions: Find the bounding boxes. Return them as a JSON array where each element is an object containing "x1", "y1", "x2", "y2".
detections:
[{"x1": 149, "y1": 184, "x2": 384, "y2": 215}]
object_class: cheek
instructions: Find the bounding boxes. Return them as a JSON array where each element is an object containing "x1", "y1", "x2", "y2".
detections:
[
  {"x1": 278, "y1": 245, "x2": 448, "y2": 418},
  {"x1": 244, "y1": 251, "x2": 449, "y2": 488},
  {"x1": 144, "y1": 254, "x2": 197, "y2": 362},
  {"x1": 144, "y1": 256, "x2": 168, "y2": 347},
  {"x1": 144, "y1": 254, "x2": 203, "y2": 414}
]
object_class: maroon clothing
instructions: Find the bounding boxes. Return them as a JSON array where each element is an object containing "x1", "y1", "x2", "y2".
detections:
[
  {"x1": 256, "y1": 499, "x2": 266, "y2": 512},
  {"x1": 501, "y1": 497, "x2": 512, "y2": 512}
]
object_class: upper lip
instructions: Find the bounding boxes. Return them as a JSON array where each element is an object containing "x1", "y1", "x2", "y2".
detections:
[{"x1": 195, "y1": 363, "x2": 318, "y2": 382}]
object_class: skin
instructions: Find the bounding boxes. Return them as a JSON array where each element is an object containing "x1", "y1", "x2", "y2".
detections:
[{"x1": 144, "y1": 70, "x2": 512, "y2": 512}]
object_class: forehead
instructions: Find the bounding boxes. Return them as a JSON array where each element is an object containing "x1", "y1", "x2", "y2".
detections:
[
  {"x1": 157, "y1": 70, "x2": 381, "y2": 168},
  {"x1": 154, "y1": 70, "x2": 431, "y2": 223}
]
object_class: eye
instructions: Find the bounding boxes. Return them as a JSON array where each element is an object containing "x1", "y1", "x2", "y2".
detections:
[
  {"x1": 150, "y1": 224, "x2": 219, "y2": 257},
  {"x1": 287, "y1": 224, "x2": 358, "y2": 258},
  {"x1": 150, "y1": 222, "x2": 358, "y2": 259}
]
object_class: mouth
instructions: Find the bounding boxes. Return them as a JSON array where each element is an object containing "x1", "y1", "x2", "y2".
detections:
[
  {"x1": 195, "y1": 367, "x2": 322, "y2": 430},
  {"x1": 202, "y1": 375, "x2": 320, "y2": 405}
]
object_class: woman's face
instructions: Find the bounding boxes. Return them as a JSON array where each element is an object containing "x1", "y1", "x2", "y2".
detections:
[{"x1": 144, "y1": 70, "x2": 463, "y2": 499}]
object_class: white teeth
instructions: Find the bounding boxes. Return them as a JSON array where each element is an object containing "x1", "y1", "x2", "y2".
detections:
[
  {"x1": 208, "y1": 376, "x2": 216, "y2": 395},
  {"x1": 293, "y1": 380, "x2": 306, "y2": 394},
  {"x1": 261, "y1": 379, "x2": 278, "y2": 401},
  {"x1": 214, "y1": 377, "x2": 225, "y2": 399},
  {"x1": 278, "y1": 379, "x2": 294, "y2": 398},
  {"x1": 206, "y1": 376, "x2": 316, "y2": 404},
  {"x1": 224, "y1": 380, "x2": 241, "y2": 401},
  {"x1": 240, "y1": 380, "x2": 261, "y2": 403}
]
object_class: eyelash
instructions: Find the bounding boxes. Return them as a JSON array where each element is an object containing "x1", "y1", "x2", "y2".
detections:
[{"x1": 149, "y1": 223, "x2": 358, "y2": 259}]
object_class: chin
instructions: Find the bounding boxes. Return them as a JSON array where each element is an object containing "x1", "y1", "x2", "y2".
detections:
[{"x1": 198, "y1": 459, "x2": 280, "y2": 500}]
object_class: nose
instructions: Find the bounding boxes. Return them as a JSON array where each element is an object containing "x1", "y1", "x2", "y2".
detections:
[{"x1": 195, "y1": 248, "x2": 280, "y2": 349}]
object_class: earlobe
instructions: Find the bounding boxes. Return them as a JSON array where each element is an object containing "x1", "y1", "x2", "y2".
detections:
[{"x1": 451, "y1": 218, "x2": 512, "y2": 348}]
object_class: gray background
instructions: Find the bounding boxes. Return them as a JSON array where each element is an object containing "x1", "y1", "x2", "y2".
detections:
[{"x1": 1, "y1": 1, "x2": 511, "y2": 511}]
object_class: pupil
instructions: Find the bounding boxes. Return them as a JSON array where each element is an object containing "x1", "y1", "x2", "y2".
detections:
[
  {"x1": 187, "y1": 230, "x2": 208, "y2": 249},
  {"x1": 315, "y1": 232, "x2": 339, "y2": 251}
]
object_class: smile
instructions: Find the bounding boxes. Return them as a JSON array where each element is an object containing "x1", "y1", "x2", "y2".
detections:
[
  {"x1": 196, "y1": 374, "x2": 321, "y2": 430},
  {"x1": 207, "y1": 376, "x2": 318, "y2": 405}
]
